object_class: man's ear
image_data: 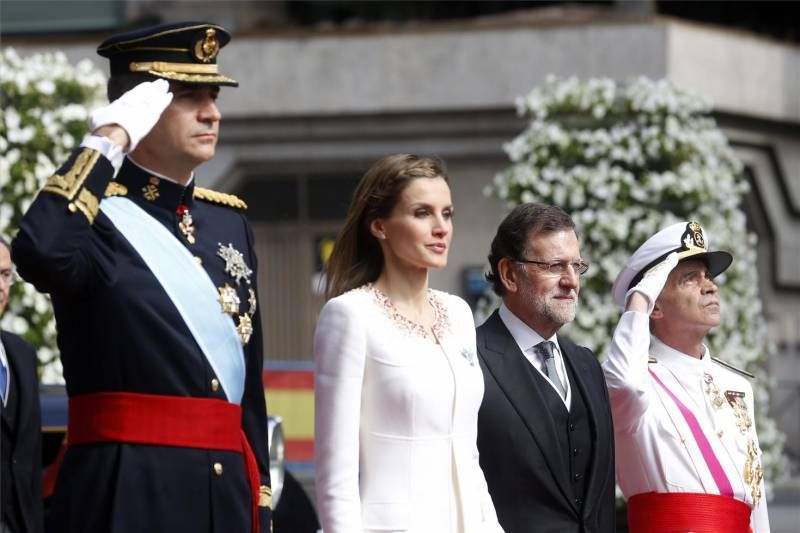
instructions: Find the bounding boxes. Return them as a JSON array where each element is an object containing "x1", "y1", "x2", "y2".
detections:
[
  {"x1": 650, "y1": 299, "x2": 664, "y2": 320},
  {"x1": 369, "y1": 218, "x2": 386, "y2": 241},
  {"x1": 498, "y1": 257, "x2": 519, "y2": 294}
]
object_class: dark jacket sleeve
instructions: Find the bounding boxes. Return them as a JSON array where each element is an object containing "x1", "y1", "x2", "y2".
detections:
[
  {"x1": 238, "y1": 216, "x2": 272, "y2": 531},
  {"x1": 12, "y1": 147, "x2": 117, "y2": 296}
]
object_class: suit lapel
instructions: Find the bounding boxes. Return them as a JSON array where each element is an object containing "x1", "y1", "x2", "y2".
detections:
[{"x1": 478, "y1": 312, "x2": 577, "y2": 514}]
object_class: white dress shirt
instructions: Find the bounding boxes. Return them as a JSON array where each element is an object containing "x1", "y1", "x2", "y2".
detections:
[
  {"x1": 498, "y1": 303, "x2": 572, "y2": 410},
  {"x1": 603, "y1": 311, "x2": 770, "y2": 533},
  {"x1": 314, "y1": 285, "x2": 503, "y2": 533}
]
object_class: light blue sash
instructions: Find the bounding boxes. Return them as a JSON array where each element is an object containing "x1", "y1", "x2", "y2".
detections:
[{"x1": 100, "y1": 196, "x2": 245, "y2": 404}]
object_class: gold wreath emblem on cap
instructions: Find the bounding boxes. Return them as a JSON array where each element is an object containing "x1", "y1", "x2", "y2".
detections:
[
  {"x1": 688, "y1": 221, "x2": 705, "y2": 249},
  {"x1": 680, "y1": 220, "x2": 706, "y2": 251},
  {"x1": 194, "y1": 28, "x2": 220, "y2": 63}
]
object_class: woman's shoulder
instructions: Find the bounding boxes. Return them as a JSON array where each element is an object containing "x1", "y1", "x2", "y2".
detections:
[
  {"x1": 320, "y1": 283, "x2": 380, "y2": 315},
  {"x1": 430, "y1": 289, "x2": 474, "y2": 326},
  {"x1": 430, "y1": 289, "x2": 471, "y2": 312}
]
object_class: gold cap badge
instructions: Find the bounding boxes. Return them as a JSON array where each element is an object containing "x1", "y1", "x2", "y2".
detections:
[{"x1": 194, "y1": 28, "x2": 220, "y2": 63}]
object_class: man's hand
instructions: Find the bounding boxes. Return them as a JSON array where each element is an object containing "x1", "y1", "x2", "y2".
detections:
[
  {"x1": 625, "y1": 251, "x2": 679, "y2": 314},
  {"x1": 88, "y1": 79, "x2": 173, "y2": 152}
]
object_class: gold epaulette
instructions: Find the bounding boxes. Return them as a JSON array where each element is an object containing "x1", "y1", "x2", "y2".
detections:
[
  {"x1": 711, "y1": 357, "x2": 755, "y2": 379},
  {"x1": 193, "y1": 186, "x2": 247, "y2": 210},
  {"x1": 648, "y1": 355, "x2": 658, "y2": 364}
]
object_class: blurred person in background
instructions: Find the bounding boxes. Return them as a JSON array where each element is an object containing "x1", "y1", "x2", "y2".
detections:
[
  {"x1": 604, "y1": 221, "x2": 769, "y2": 532},
  {"x1": 314, "y1": 154, "x2": 503, "y2": 533},
  {"x1": 1, "y1": 236, "x2": 43, "y2": 533}
]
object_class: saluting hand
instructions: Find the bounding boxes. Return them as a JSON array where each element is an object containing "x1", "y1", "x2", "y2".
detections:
[
  {"x1": 88, "y1": 78, "x2": 173, "y2": 153},
  {"x1": 625, "y1": 251, "x2": 679, "y2": 314}
]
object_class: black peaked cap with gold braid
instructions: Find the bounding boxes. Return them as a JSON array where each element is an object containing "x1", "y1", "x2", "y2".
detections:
[{"x1": 97, "y1": 21, "x2": 238, "y2": 87}]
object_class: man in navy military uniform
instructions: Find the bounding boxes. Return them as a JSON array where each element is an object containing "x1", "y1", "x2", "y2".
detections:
[{"x1": 12, "y1": 22, "x2": 272, "y2": 533}]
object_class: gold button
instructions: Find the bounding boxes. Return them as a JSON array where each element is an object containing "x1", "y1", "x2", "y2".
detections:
[
  {"x1": 194, "y1": 256, "x2": 202, "y2": 265},
  {"x1": 213, "y1": 462, "x2": 223, "y2": 476},
  {"x1": 211, "y1": 378, "x2": 220, "y2": 392}
]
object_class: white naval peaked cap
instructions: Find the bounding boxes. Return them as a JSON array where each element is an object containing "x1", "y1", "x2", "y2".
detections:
[{"x1": 611, "y1": 221, "x2": 733, "y2": 308}]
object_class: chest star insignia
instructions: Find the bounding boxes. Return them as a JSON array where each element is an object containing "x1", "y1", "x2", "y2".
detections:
[
  {"x1": 217, "y1": 242, "x2": 253, "y2": 286},
  {"x1": 236, "y1": 314, "x2": 253, "y2": 345},
  {"x1": 218, "y1": 284, "x2": 240, "y2": 315}
]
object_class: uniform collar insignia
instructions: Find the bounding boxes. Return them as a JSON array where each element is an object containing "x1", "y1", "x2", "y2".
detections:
[{"x1": 116, "y1": 157, "x2": 195, "y2": 212}]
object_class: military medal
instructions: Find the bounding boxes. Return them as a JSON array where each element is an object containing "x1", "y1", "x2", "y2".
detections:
[
  {"x1": 703, "y1": 373, "x2": 725, "y2": 409},
  {"x1": 743, "y1": 438, "x2": 763, "y2": 506},
  {"x1": 176, "y1": 204, "x2": 196, "y2": 244},
  {"x1": 725, "y1": 390, "x2": 752, "y2": 434},
  {"x1": 248, "y1": 288, "x2": 257, "y2": 316},
  {"x1": 218, "y1": 284, "x2": 240, "y2": 315},
  {"x1": 236, "y1": 314, "x2": 253, "y2": 345},
  {"x1": 217, "y1": 242, "x2": 253, "y2": 285}
]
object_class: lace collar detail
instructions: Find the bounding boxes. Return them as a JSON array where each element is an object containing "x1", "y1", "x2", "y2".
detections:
[{"x1": 362, "y1": 283, "x2": 450, "y2": 341}]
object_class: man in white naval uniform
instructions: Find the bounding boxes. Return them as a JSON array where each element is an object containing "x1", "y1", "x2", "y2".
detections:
[{"x1": 603, "y1": 221, "x2": 769, "y2": 533}]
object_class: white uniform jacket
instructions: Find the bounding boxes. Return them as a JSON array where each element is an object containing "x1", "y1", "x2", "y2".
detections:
[
  {"x1": 314, "y1": 284, "x2": 503, "y2": 533},
  {"x1": 603, "y1": 311, "x2": 770, "y2": 532}
]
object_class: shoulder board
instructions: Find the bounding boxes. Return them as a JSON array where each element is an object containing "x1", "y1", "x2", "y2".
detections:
[
  {"x1": 711, "y1": 356, "x2": 754, "y2": 379},
  {"x1": 193, "y1": 187, "x2": 247, "y2": 210},
  {"x1": 648, "y1": 355, "x2": 658, "y2": 364}
]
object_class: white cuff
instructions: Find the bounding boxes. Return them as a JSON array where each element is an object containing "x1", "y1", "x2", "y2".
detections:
[{"x1": 80, "y1": 134, "x2": 125, "y2": 172}]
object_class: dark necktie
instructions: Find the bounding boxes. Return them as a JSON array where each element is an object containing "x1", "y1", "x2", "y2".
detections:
[
  {"x1": 535, "y1": 340, "x2": 566, "y2": 399},
  {"x1": 0, "y1": 338, "x2": 8, "y2": 406}
]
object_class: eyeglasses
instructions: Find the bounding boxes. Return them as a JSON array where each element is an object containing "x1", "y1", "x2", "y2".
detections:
[
  {"x1": 0, "y1": 268, "x2": 20, "y2": 286},
  {"x1": 514, "y1": 258, "x2": 590, "y2": 276}
]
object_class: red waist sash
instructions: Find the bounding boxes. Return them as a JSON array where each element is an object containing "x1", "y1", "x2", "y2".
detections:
[
  {"x1": 66, "y1": 392, "x2": 261, "y2": 533},
  {"x1": 628, "y1": 492, "x2": 752, "y2": 533}
]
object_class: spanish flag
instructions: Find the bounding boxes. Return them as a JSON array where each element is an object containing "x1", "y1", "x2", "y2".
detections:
[{"x1": 263, "y1": 365, "x2": 315, "y2": 462}]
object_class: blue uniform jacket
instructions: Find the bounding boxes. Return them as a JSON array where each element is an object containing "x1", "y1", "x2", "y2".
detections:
[{"x1": 12, "y1": 148, "x2": 271, "y2": 533}]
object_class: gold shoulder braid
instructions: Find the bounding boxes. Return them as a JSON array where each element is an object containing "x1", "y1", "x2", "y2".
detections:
[
  {"x1": 44, "y1": 148, "x2": 101, "y2": 200},
  {"x1": 711, "y1": 357, "x2": 754, "y2": 379},
  {"x1": 193, "y1": 186, "x2": 247, "y2": 210}
]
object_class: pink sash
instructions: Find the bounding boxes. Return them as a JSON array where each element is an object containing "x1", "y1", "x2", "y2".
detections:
[{"x1": 649, "y1": 368, "x2": 734, "y2": 497}]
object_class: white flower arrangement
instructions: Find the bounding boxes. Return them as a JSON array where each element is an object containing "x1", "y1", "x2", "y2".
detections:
[
  {"x1": 1, "y1": 48, "x2": 106, "y2": 383},
  {"x1": 486, "y1": 75, "x2": 787, "y2": 491}
]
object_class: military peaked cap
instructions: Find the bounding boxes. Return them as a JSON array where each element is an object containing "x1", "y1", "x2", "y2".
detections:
[
  {"x1": 612, "y1": 221, "x2": 733, "y2": 308},
  {"x1": 97, "y1": 21, "x2": 238, "y2": 87}
]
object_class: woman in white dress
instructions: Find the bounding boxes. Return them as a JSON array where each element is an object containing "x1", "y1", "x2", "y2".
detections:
[{"x1": 314, "y1": 154, "x2": 503, "y2": 533}]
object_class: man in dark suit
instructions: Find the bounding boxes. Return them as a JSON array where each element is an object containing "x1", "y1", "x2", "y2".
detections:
[
  {"x1": 1, "y1": 237, "x2": 44, "y2": 533},
  {"x1": 476, "y1": 203, "x2": 615, "y2": 533},
  {"x1": 12, "y1": 23, "x2": 271, "y2": 533}
]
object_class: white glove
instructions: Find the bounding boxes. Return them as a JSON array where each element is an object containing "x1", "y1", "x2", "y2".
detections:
[
  {"x1": 625, "y1": 251, "x2": 679, "y2": 314},
  {"x1": 88, "y1": 79, "x2": 173, "y2": 153}
]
